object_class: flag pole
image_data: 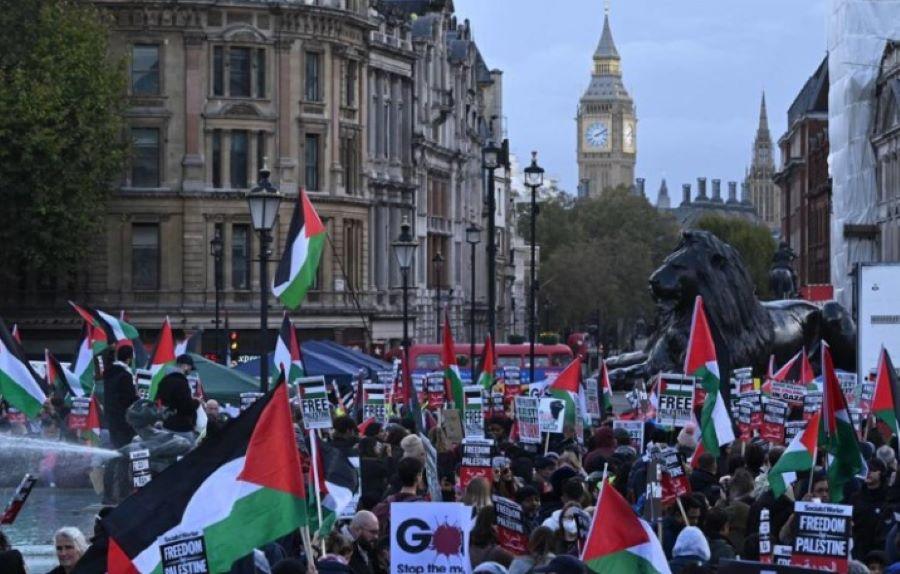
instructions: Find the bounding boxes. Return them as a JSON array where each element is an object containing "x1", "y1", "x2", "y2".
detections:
[
  {"x1": 675, "y1": 496, "x2": 690, "y2": 525},
  {"x1": 300, "y1": 525, "x2": 315, "y2": 570},
  {"x1": 543, "y1": 431, "x2": 550, "y2": 455},
  {"x1": 309, "y1": 429, "x2": 326, "y2": 555}
]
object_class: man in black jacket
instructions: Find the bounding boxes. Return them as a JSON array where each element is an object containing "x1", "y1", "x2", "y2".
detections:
[
  {"x1": 103, "y1": 345, "x2": 137, "y2": 448},
  {"x1": 156, "y1": 355, "x2": 197, "y2": 438}
]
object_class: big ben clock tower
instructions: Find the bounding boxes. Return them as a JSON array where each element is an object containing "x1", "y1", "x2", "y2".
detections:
[{"x1": 577, "y1": 6, "x2": 636, "y2": 198}]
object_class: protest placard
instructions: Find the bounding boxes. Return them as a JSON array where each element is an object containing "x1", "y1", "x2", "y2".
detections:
[
  {"x1": 731, "y1": 367, "x2": 754, "y2": 397},
  {"x1": 502, "y1": 367, "x2": 521, "y2": 400},
  {"x1": 0, "y1": 474, "x2": 37, "y2": 525},
  {"x1": 421, "y1": 434, "x2": 442, "y2": 504},
  {"x1": 660, "y1": 447, "x2": 691, "y2": 504},
  {"x1": 538, "y1": 397, "x2": 566, "y2": 434},
  {"x1": 791, "y1": 501, "x2": 852, "y2": 573},
  {"x1": 803, "y1": 392, "x2": 823, "y2": 423},
  {"x1": 770, "y1": 381, "x2": 807, "y2": 408},
  {"x1": 837, "y1": 372, "x2": 857, "y2": 399},
  {"x1": 159, "y1": 532, "x2": 209, "y2": 574},
  {"x1": 584, "y1": 377, "x2": 601, "y2": 420},
  {"x1": 463, "y1": 386, "x2": 485, "y2": 438},
  {"x1": 741, "y1": 390, "x2": 763, "y2": 431},
  {"x1": 514, "y1": 396, "x2": 541, "y2": 445},
  {"x1": 774, "y1": 545, "x2": 793, "y2": 566},
  {"x1": 363, "y1": 383, "x2": 387, "y2": 424},
  {"x1": 761, "y1": 397, "x2": 788, "y2": 444},
  {"x1": 67, "y1": 396, "x2": 91, "y2": 430},
  {"x1": 491, "y1": 495, "x2": 528, "y2": 555},
  {"x1": 785, "y1": 421, "x2": 806, "y2": 444},
  {"x1": 848, "y1": 408, "x2": 864, "y2": 438},
  {"x1": 426, "y1": 372, "x2": 446, "y2": 409},
  {"x1": 488, "y1": 392, "x2": 506, "y2": 415},
  {"x1": 240, "y1": 392, "x2": 264, "y2": 412},
  {"x1": 657, "y1": 375, "x2": 695, "y2": 427},
  {"x1": 441, "y1": 409, "x2": 464, "y2": 444},
  {"x1": 390, "y1": 502, "x2": 472, "y2": 574},
  {"x1": 297, "y1": 376, "x2": 333, "y2": 430},
  {"x1": 758, "y1": 508, "x2": 772, "y2": 564},
  {"x1": 737, "y1": 400, "x2": 753, "y2": 441},
  {"x1": 460, "y1": 437, "x2": 494, "y2": 489},
  {"x1": 857, "y1": 381, "x2": 875, "y2": 415},
  {"x1": 339, "y1": 456, "x2": 362, "y2": 521},
  {"x1": 130, "y1": 449, "x2": 151, "y2": 489},
  {"x1": 135, "y1": 368, "x2": 152, "y2": 400},
  {"x1": 613, "y1": 419, "x2": 644, "y2": 453},
  {"x1": 187, "y1": 373, "x2": 203, "y2": 399}
]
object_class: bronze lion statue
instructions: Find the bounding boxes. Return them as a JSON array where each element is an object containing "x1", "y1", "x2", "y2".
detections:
[{"x1": 608, "y1": 230, "x2": 856, "y2": 386}]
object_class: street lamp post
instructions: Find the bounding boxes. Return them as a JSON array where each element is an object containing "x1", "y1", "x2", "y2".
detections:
[
  {"x1": 246, "y1": 164, "x2": 283, "y2": 393},
  {"x1": 432, "y1": 252, "x2": 444, "y2": 343},
  {"x1": 210, "y1": 228, "x2": 224, "y2": 364},
  {"x1": 465, "y1": 225, "x2": 481, "y2": 370},
  {"x1": 482, "y1": 141, "x2": 500, "y2": 343},
  {"x1": 523, "y1": 151, "x2": 544, "y2": 386},
  {"x1": 392, "y1": 218, "x2": 418, "y2": 352}
]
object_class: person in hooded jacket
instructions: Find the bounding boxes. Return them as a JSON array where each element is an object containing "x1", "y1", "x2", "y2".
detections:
[
  {"x1": 851, "y1": 458, "x2": 890, "y2": 559},
  {"x1": 669, "y1": 526, "x2": 711, "y2": 574}
]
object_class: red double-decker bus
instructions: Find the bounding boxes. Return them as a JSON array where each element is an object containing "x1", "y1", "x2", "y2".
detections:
[{"x1": 408, "y1": 343, "x2": 573, "y2": 383}]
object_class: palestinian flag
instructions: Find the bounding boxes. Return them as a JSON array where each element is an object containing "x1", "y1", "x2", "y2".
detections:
[
  {"x1": 45, "y1": 350, "x2": 85, "y2": 400},
  {"x1": 273, "y1": 188, "x2": 326, "y2": 310},
  {"x1": 768, "y1": 411, "x2": 820, "y2": 499},
  {"x1": 872, "y1": 347, "x2": 900, "y2": 436},
  {"x1": 599, "y1": 360, "x2": 614, "y2": 415},
  {"x1": 0, "y1": 319, "x2": 47, "y2": 418},
  {"x1": 99, "y1": 381, "x2": 307, "y2": 574},
  {"x1": 11, "y1": 324, "x2": 21, "y2": 343},
  {"x1": 477, "y1": 335, "x2": 495, "y2": 392},
  {"x1": 69, "y1": 301, "x2": 139, "y2": 345},
  {"x1": 684, "y1": 296, "x2": 734, "y2": 458},
  {"x1": 174, "y1": 330, "x2": 203, "y2": 358},
  {"x1": 442, "y1": 312, "x2": 464, "y2": 410},
  {"x1": 819, "y1": 342, "x2": 863, "y2": 503},
  {"x1": 581, "y1": 477, "x2": 671, "y2": 573},
  {"x1": 147, "y1": 318, "x2": 176, "y2": 400},
  {"x1": 72, "y1": 325, "x2": 96, "y2": 396},
  {"x1": 273, "y1": 314, "x2": 305, "y2": 387},
  {"x1": 549, "y1": 356, "x2": 582, "y2": 427},
  {"x1": 88, "y1": 323, "x2": 109, "y2": 356},
  {"x1": 772, "y1": 348, "x2": 816, "y2": 387},
  {"x1": 307, "y1": 434, "x2": 358, "y2": 537},
  {"x1": 84, "y1": 394, "x2": 102, "y2": 446}
]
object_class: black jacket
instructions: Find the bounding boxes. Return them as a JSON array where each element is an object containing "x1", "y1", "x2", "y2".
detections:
[
  {"x1": 689, "y1": 468, "x2": 718, "y2": 497},
  {"x1": 102, "y1": 362, "x2": 137, "y2": 448},
  {"x1": 156, "y1": 372, "x2": 197, "y2": 433}
]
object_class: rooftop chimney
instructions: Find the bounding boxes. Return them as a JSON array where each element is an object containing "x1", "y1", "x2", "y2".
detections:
[
  {"x1": 681, "y1": 184, "x2": 692, "y2": 206},
  {"x1": 711, "y1": 179, "x2": 722, "y2": 203},
  {"x1": 741, "y1": 181, "x2": 751, "y2": 204},
  {"x1": 636, "y1": 178, "x2": 646, "y2": 197},
  {"x1": 696, "y1": 177, "x2": 708, "y2": 201},
  {"x1": 727, "y1": 181, "x2": 738, "y2": 203}
]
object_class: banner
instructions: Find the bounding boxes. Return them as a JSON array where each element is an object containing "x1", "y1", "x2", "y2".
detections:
[
  {"x1": 836, "y1": 372, "x2": 857, "y2": 398},
  {"x1": 390, "y1": 502, "x2": 472, "y2": 574},
  {"x1": 791, "y1": 501, "x2": 852, "y2": 573},
  {"x1": 761, "y1": 397, "x2": 789, "y2": 444},
  {"x1": 68, "y1": 396, "x2": 91, "y2": 430},
  {"x1": 297, "y1": 376, "x2": 333, "y2": 430},
  {"x1": 460, "y1": 437, "x2": 494, "y2": 490},
  {"x1": 0, "y1": 474, "x2": 37, "y2": 525},
  {"x1": 744, "y1": 390, "x2": 763, "y2": 431},
  {"x1": 491, "y1": 495, "x2": 528, "y2": 555},
  {"x1": 612, "y1": 419, "x2": 644, "y2": 453},
  {"x1": 130, "y1": 448, "x2": 152, "y2": 489},
  {"x1": 584, "y1": 377, "x2": 601, "y2": 420},
  {"x1": 363, "y1": 383, "x2": 387, "y2": 424},
  {"x1": 657, "y1": 375, "x2": 695, "y2": 427},
  {"x1": 660, "y1": 447, "x2": 691, "y2": 504},
  {"x1": 857, "y1": 381, "x2": 875, "y2": 415},
  {"x1": 538, "y1": 397, "x2": 565, "y2": 434},
  {"x1": 731, "y1": 367, "x2": 754, "y2": 397},
  {"x1": 514, "y1": 396, "x2": 541, "y2": 445},
  {"x1": 463, "y1": 386, "x2": 485, "y2": 438}
]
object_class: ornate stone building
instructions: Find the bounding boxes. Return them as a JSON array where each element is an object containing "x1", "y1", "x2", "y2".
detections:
[
  {"x1": 872, "y1": 40, "x2": 900, "y2": 262},
  {"x1": 0, "y1": 0, "x2": 519, "y2": 357},
  {"x1": 745, "y1": 93, "x2": 780, "y2": 232},
  {"x1": 576, "y1": 9, "x2": 636, "y2": 198}
]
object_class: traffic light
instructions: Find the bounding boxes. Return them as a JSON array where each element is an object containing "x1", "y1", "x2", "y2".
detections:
[{"x1": 229, "y1": 331, "x2": 239, "y2": 352}]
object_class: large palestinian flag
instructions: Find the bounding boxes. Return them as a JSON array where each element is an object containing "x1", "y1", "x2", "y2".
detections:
[
  {"x1": 97, "y1": 381, "x2": 307, "y2": 574},
  {"x1": 273, "y1": 313, "x2": 305, "y2": 387},
  {"x1": 147, "y1": 318, "x2": 176, "y2": 400},
  {"x1": 872, "y1": 347, "x2": 900, "y2": 436},
  {"x1": 442, "y1": 312, "x2": 464, "y2": 410},
  {"x1": 45, "y1": 350, "x2": 85, "y2": 400},
  {"x1": 0, "y1": 318, "x2": 47, "y2": 418},
  {"x1": 308, "y1": 434, "x2": 358, "y2": 537},
  {"x1": 273, "y1": 188, "x2": 326, "y2": 310},
  {"x1": 477, "y1": 335, "x2": 495, "y2": 392},
  {"x1": 72, "y1": 325, "x2": 96, "y2": 396},
  {"x1": 768, "y1": 411, "x2": 820, "y2": 499},
  {"x1": 70, "y1": 301, "x2": 139, "y2": 346},
  {"x1": 684, "y1": 296, "x2": 734, "y2": 461},
  {"x1": 581, "y1": 478, "x2": 671, "y2": 573},
  {"x1": 819, "y1": 342, "x2": 862, "y2": 503},
  {"x1": 599, "y1": 359, "x2": 614, "y2": 415},
  {"x1": 549, "y1": 356, "x2": 583, "y2": 427},
  {"x1": 772, "y1": 348, "x2": 815, "y2": 386}
]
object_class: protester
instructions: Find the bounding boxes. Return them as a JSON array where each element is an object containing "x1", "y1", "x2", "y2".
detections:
[
  {"x1": 372, "y1": 456, "x2": 424, "y2": 536},
  {"x1": 852, "y1": 458, "x2": 890, "y2": 559},
  {"x1": 469, "y1": 506, "x2": 514, "y2": 568},
  {"x1": 156, "y1": 367, "x2": 197, "y2": 438},
  {"x1": 703, "y1": 507, "x2": 735, "y2": 565},
  {"x1": 670, "y1": 526, "x2": 711, "y2": 574},
  {"x1": 514, "y1": 485, "x2": 542, "y2": 534},
  {"x1": 358, "y1": 437, "x2": 390, "y2": 511},
  {"x1": 462, "y1": 477, "x2": 493, "y2": 512},
  {"x1": 549, "y1": 502, "x2": 588, "y2": 557},
  {"x1": 0, "y1": 550, "x2": 26, "y2": 574},
  {"x1": 347, "y1": 510, "x2": 380, "y2": 574},
  {"x1": 508, "y1": 526, "x2": 555, "y2": 574},
  {"x1": 662, "y1": 495, "x2": 703, "y2": 558},
  {"x1": 103, "y1": 344, "x2": 137, "y2": 448},
  {"x1": 50, "y1": 527, "x2": 88, "y2": 574},
  {"x1": 866, "y1": 550, "x2": 888, "y2": 574},
  {"x1": 689, "y1": 453, "x2": 718, "y2": 497},
  {"x1": 531, "y1": 554, "x2": 587, "y2": 574}
]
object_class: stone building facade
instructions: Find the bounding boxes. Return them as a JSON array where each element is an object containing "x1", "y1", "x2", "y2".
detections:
[
  {"x1": 0, "y1": 0, "x2": 521, "y2": 358},
  {"x1": 872, "y1": 40, "x2": 900, "y2": 262}
]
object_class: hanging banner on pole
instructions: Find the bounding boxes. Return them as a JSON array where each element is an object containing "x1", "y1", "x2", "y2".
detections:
[
  {"x1": 297, "y1": 376, "x2": 333, "y2": 430},
  {"x1": 514, "y1": 396, "x2": 541, "y2": 445}
]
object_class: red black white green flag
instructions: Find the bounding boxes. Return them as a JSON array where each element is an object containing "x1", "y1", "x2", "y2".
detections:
[
  {"x1": 819, "y1": 342, "x2": 863, "y2": 503},
  {"x1": 146, "y1": 318, "x2": 176, "y2": 400},
  {"x1": 443, "y1": 311, "x2": 464, "y2": 410},
  {"x1": 477, "y1": 335, "x2": 495, "y2": 392},
  {"x1": 549, "y1": 356, "x2": 583, "y2": 427},
  {"x1": 95, "y1": 380, "x2": 307, "y2": 574},
  {"x1": 273, "y1": 189, "x2": 326, "y2": 311},
  {"x1": 872, "y1": 347, "x2": 900, "y2": 436},
  {"x1": 0, "y1": 318, "x2": 47, "y2": 418}
]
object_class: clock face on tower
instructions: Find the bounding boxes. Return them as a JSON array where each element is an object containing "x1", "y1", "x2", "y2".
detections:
[{"x1": 585, "y1": 122, "x2": 609, "y2": 149}]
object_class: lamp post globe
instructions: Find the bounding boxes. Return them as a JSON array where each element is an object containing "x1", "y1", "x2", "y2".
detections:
[
  {"x1": 465, "y1": 225, "x2": 481, "y2": 371},
  {"x1": 391, "y1": 218, "x2": 418, "y2": 351}
]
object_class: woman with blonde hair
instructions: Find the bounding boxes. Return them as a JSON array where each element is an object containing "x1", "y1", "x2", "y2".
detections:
[
  {"x1": 49, "y1": 527, "x2": 88, "y2": 574},
  {"x1": 462, "y1": 477, "x2": 493, "y2": 512}
]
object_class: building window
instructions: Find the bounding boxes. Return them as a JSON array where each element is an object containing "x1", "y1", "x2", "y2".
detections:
[
  {"x1": 131, "y1": 44, "x2": 160, "y2": 95},
  {"x1": 305, "y1": 52, "x2": 321, "y2": 101},
  {"x1": 341, "y1": 136, "x2": 357, "y2": 195},
  {"x1": 345, "y1": 60, "x2": 357, "y2": 107},
  {"x1": 305, "y1": 134, "x2": 320, "y2": 191},
  {"x1": 229, "y1": 47, "x2": 251, "y2": 98},
  {"x1": 256, "y1": 131, "x2": 266, "y2": 175},
  {"x1": 231, "y1": 130, "x2": 249, "y2": 189},
  {"x1": 131, "y1": 127, "x2": 160, "y2": 188},
  {"x1": 213, "y1": 46, "x2": 224, "y2": 96},
  {"x1": 232, "y1": 224, "x2": 251, "y2": 290},
  {"x1": 212, "y1": 130, "x2": 223, "y2": 189},
  {"x1": 132, "y1": 224, "x2": 159, "y2": 290},
  {"x1": 255, "y1": 48, "x2": 266, "y2": 99}
]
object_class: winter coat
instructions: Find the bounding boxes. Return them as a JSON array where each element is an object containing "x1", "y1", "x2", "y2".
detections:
[
  {"x1": 157, "y1": 372, "x2": 197, "y2": 433},
  {"x1": 689, "y1": 468, "x2": 718, "y2": 496},
  {"x1": 707, "y1": 534, "x2": 736, "y2": 565},
  {"x1": 851, "y1": 484, "x2": 890, "y2": 559},
  {"x1": 103, "y1": 361, "x2": 137, "y2": 448}
]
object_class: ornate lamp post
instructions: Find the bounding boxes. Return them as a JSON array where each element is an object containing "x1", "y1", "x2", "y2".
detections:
[
  {"x1": 465, "y1": 225, "x2": 481, "y2": 370},
  {"x1": 523, "y1": 151, "x2": 544, "y2": 386},
  {"x1": 432, "y1": 252, "x2": 444, "y2": 342},
  {"x1": 210, "y1": 228, "x2": 224, "y2": 364},
  {"x1": 392, "y1": 218, "x2": 418, "y2": 351},
  {"x1": 246, "y1": 164, "x2": 282, "y2": 393},
  {"x1": 482, "y1": 141, "x2": 500, "y2": 343}
]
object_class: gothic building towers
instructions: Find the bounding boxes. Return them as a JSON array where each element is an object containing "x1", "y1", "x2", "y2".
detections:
[
  {"x1": 745, "y1": 93, "x2": 779, "y2": 230},
  {"x1": 576, "y1": 8, "x2": 636, "y2": 198}
]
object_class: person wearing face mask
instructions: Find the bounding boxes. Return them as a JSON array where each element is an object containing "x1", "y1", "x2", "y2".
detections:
[
  {"x1": 551, "y1": 502, "x2": 590, "y2": 557},
  {"x1": 469, "y1": 506, "x2": 514, "y2": 568}
]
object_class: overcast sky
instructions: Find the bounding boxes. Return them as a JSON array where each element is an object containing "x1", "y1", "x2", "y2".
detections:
[{"x1": 453, "y1": 0, "x2": 829, "y2": 203}]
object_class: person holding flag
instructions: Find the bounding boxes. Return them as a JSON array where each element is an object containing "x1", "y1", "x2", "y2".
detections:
[
  {"x1": 477, "y1": 334, "x2": 495, "y2": 392},
  {"x1": 819, "y1": 341, "x2": 863, "y2": 502},
  {"x1": 442, "y1": 311, "x2": 464, "y2": 410}
]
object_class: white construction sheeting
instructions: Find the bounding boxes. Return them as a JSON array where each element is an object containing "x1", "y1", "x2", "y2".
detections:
[{"x1": 827, "y1": 0, "x2": 900, "y2": 308}]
